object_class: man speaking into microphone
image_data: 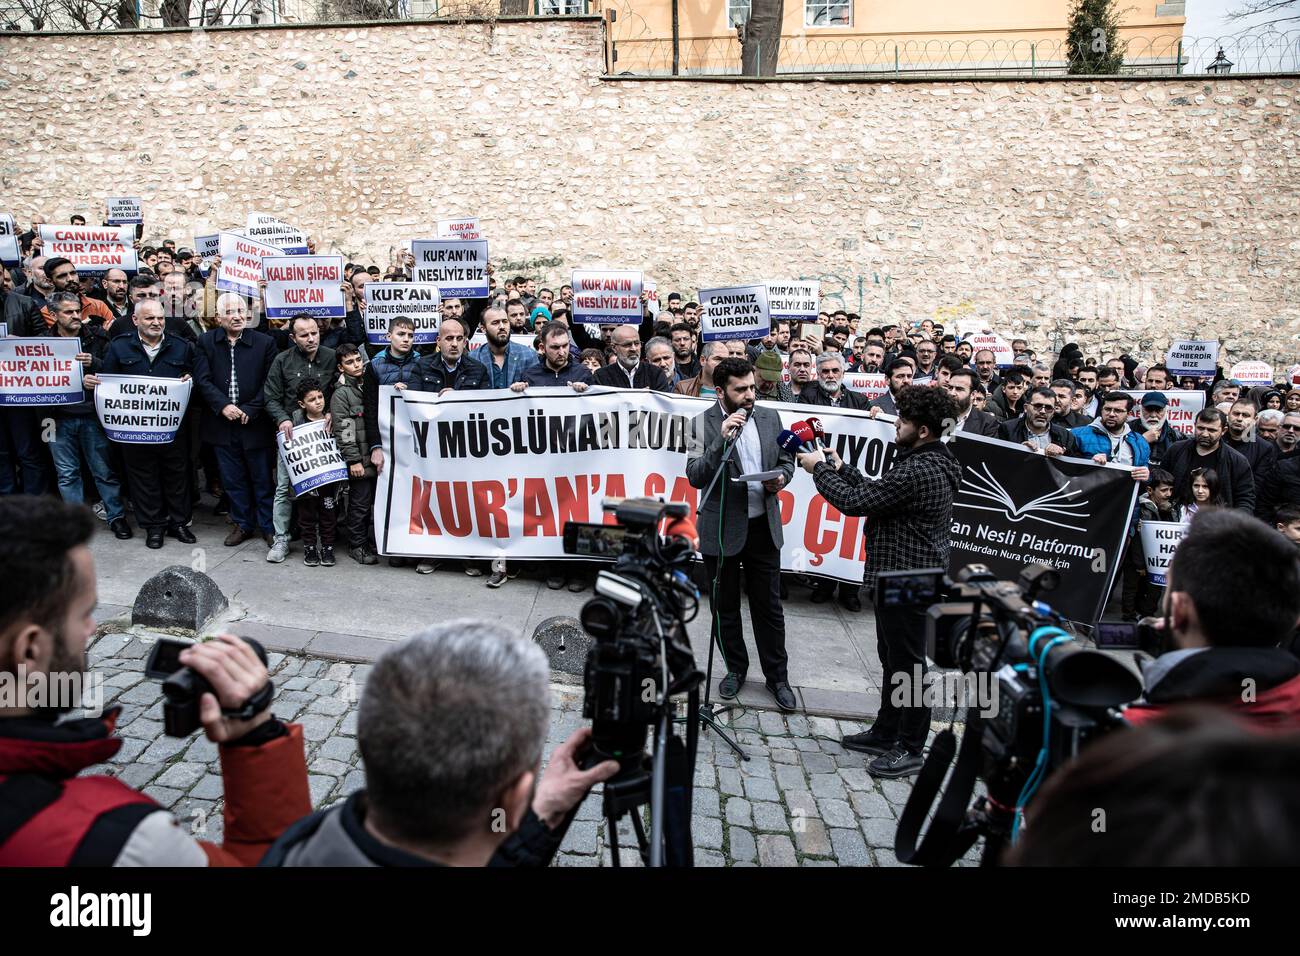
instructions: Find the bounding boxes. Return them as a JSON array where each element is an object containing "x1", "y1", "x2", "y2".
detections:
[
  {"x1": 686, "y1": 357, "x2": 798, "y2": 712},
  {"x1": 796, "y1": 385, "x2": 962, "y2": 778}
]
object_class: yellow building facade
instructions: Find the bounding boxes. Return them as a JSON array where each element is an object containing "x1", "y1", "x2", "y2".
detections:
[{"x1": 599, "y1": 0, "x2": 1189, "y2": 75}]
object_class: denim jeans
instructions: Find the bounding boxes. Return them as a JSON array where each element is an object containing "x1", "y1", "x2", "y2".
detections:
[
  {"x1": 273, "y1": 457, "x2": 293, "y2": 537},
  {"x1": 48, "y1": 415, "x2": 124, "y2": 522}
]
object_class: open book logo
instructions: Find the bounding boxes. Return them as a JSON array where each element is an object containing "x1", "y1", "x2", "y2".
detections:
[{"x1": 956, "y1": 462, "x2": 1091, "y2": 533}]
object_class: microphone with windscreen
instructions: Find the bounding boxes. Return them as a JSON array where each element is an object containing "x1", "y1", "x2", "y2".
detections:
[
  {"x1": 790, "y1": 420, "x2": 816, "y2": 451},
  {"x1": 805, "y1": 416, "x2": 827, "y2": 450},
  {"x1": 777, "y1": 428, "x2": 803, "y2": 453}
]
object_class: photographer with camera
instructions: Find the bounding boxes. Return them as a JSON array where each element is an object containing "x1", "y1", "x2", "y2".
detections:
[
  {"x1": 796, "y1": 385, "x2": 962, "y2": 778},
  {"x1": 685, "y1": 357, "x2": 797, "y2": 712},
  {"x1": 0, "y1": 496, "x2": 311, "y2": 866},
  {"x1": 1123, "y1": 509, "x2": 1300, "y2": 728},
  {"x1": 263, "y1": 620, "x2": 620, "y2": 866}
]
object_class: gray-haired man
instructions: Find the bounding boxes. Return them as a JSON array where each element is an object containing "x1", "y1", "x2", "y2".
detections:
[{"x1": 264, "y1": 620, "x2": 619, "y2": 867}]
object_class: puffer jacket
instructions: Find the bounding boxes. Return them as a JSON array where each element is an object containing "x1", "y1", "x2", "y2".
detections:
[{"x1": 330, "y1": 374, "x2": 374, "y2": 478}]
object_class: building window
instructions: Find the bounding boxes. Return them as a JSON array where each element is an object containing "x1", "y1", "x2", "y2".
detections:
[
  {"x1": 805, "y1": 0, "x2": 850, "y2": 27},
  {"x1": 728, "y1": 0, "x2": 751, "y2": 28},
  {"x1": 537, "y1": 0, "x2": 586, "y2": 12}
]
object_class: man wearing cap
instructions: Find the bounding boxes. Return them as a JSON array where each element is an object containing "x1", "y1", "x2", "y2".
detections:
[
  {"x1": 754, "y1": 350, "x2": 796, "y2": 403},
  {"x1": 1135, "y1": 391, "x2": 1180, "y2": 466}
]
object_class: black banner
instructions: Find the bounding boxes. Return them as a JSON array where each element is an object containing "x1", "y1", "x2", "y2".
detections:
[{"x1": 947, "y1": 433, "x2": 1138, "y2": 623}]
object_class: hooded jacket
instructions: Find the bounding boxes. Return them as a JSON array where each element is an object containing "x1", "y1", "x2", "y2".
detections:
[{"x1": 1125, "y1": 647, "x2": 1300, "y2": 730}]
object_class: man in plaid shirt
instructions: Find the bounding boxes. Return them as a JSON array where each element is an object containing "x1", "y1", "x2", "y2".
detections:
[{"x1": 797, "y1": 385, "x2": 962, "y2": 778}]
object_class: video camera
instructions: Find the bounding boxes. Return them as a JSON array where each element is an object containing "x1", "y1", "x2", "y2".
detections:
[
  {"x1": 144, "y1": 637, "x2": 273, "y2": 738},
  {"x1": 881, "y1": 563, "x2": 1142, "y2": 866},
  {"x1": 562, "y1": 498, "x2": 705, "y2": 866}
]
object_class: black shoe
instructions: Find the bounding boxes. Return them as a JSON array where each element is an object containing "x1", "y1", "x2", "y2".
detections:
[
  {"x1": 349, "y1": 546, "x2": 377, "y2": 566},
  {"x1": 809, "y1": 587, "x2": 832, "y2": 604},
  {"x1": 110, "y1": 518, "x2": 134, "y2": 540},
  {"x1": 868, "y1": 746, "x2": 924, "y2": 779},
  {"x1": 767, "y1": 681, "x2": 797, "y2": 713},
  {"x1": 839, "y1": 590, "x2": 862, "y2": 613},
  {"x1": 320, "y1": 546, "x2": 335, "y2": 567},
  {"x1": 546, "y1": 575, "x2": 564, "y2": 590},
  {"x1": 304, "y1": 545, "x2": 319, "y2": 567},
  {"x1": 167, "y1": 525, "x2": 197, "y2": 544},
  {"x1": 841, "y1": 731, "x2": 897, "y2": 756},
  {"x1": 146, "y1": 529, "x2": 164, "y2": 550},
  {"x1": 388, "y1": 556, "x2": 408, "y2": 568},
  {"x1": 718, "y1": 672, "x2": 743, "y2": 700}
]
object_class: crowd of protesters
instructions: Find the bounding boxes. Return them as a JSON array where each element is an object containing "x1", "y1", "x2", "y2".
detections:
[
  {"x1": 3, "y1": 219, "x2": 1299, "y2": 606},
  {"x1": 3, "y1": 217, "x2": 1300, "y2": 868}
]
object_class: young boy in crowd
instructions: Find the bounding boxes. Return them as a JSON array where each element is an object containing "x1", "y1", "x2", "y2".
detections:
[
  {"x1": 1277, "y1": 504, "x2": 1300, "y2": 548},
  {"x1": 291, "y1": 378, "x2": 339, "y2": 567},
  {"x1": 1127, "y1": 467, "x2": 1182, "y2": 618},
  {"x1": 331, "y1": 345, "x2": 378, "y2": 565}
]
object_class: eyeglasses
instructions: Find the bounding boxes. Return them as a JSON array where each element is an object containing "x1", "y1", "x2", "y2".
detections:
[
  {"x1": 1028, "y1": 403, "x2": 1055, "y2": 412},
  {"x1": 1281, "y1": 423, "x2": 1300, "y2": 431}
]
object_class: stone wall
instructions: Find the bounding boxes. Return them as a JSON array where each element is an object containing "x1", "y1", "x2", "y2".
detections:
[{"x1": 2, "y1": 19, "x2": 1297, "y2": 365}]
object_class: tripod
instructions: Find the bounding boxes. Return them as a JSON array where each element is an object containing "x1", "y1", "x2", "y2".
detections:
[{"x1": 603, "y1": 691, "x2": 699, "y2": 866}]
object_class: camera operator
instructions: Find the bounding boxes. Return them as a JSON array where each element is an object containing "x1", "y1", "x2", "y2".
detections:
[
  {"x1": 0, "y1": 496, "x2": 311, "y2": 866},
  {"x1": 263, "y1": 620, "x2": 620, "y2": 866},
  {"x1": 1123, "y1": 509, "x2": 1300, "y2": 728},
  {"x1": 685, "y1": 357, "x2": 797, "y2": 712},
  {"x1": 796, "y1": 385, "x2": 961, "y2": 778}
]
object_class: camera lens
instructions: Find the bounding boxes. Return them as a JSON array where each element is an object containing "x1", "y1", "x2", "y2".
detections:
[{"x1": 580, "y1": 598, "x2": 623, "y2": 639}]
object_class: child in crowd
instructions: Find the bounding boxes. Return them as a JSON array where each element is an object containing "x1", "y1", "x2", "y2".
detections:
[
  {"x1": 1277, "y1": 504, "x2": 1300, "y2": 548},
  {"x1": 330, "y1": 345, "x2": 378, "y2": 566},
  {"x1": 292, "y1": 378, "x2": 339, "y2": 568}
]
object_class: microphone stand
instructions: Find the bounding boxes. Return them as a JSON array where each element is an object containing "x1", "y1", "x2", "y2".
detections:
[{"x1": 685, "y1": 410, "x2": 749, "y2": 761}]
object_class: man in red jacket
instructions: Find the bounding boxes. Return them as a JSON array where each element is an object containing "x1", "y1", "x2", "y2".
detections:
[
  {"x1": 1123, "y1": 508, "x2": 1300, "y2": 729},
  {"x1": 0, "y1": 496, "x2": 311, "y2": 866}
]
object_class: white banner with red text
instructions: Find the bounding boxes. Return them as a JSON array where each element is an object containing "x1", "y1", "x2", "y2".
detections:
[{"x1": 373, "y1": 387, "x2": 900, "y2": 582}]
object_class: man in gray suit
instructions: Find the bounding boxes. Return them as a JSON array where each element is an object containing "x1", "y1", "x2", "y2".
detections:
[{"x1": 686, "y1": 356, "x2": 797, "y2": 712}]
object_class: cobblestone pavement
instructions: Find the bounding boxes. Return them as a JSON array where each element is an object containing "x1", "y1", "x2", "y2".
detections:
[{"x1": 84, "y1": 631, "x2": 979, "y2": 867}]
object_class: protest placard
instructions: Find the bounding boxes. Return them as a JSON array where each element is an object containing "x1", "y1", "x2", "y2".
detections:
[
  {"x1": 0, "y1": 337, "x2": 84, "y2": 406},
  {"x1": 411, "y1": 240, "x2": 489, "y2": 298},
  {"x1": 0, "y1": 234, "x2": 19, "y2": 266},
  {"x1": 0, "y1": 214, "x2": 13, "y2": 235},
  {"x1": 842, "y1": 372, "x2": 889, "y2": 402},
  {"x1": 948, "y1": 433, "x2": 1138, "y2": 622},
  {"x1": 435, "y1": 217, "x2": 481, "y2": 241},
  {"x1": 700, "y1": 284, "x2": 770, "y2": 341},
  {"x1": 262, "y1": 255, "x2": 345, "y2": 321},
  {"x1": 277, "y1": 420, "x2": 348, "y2": 496},
  {"x1": 364, "y1": 282, "x2": 442, "y2": 345},
  {"x1": 245, "y1": 212, "x2": 309, "y2": 255},
  {"x1": 105, "y1": 197, "x2": 143, "y2": 226},
  {"x1": 644, "y1": 278, "x2": 659, "y2": 318},
  {"x1": 94, "y1": 375, "x2": 191, "y2": 444},
  {"x1": 1229, "y1": 360, "x2": 1274, "y2": 386},
  {"x1": 1123, "y1": 389, "x2": 1206, "y2": 438},
  {"x1": 194, "y1": 234, "x2": 221, "y2": 260},
  {"x1": 37, "y1": 225, "x2": 137, "y2": 276},
  {"x1": 217, "y1": 232, "x2": 280, "y2": 298},
  {"x1": 966, "y1": 331, "x2": 1014, "y2": 367},
  {"x1": 1139, "y1": 520, "x2": 1188, "y2": 587},
  {"x1": 1165, "y1": 340, "x2": 1219, "y2": 379},
  {"x1": 571, "y1": 269, "x2": 643, "y2": 325},
  {"x1": 766, "y1": 280, "x2": 819, "y2": 322}
]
